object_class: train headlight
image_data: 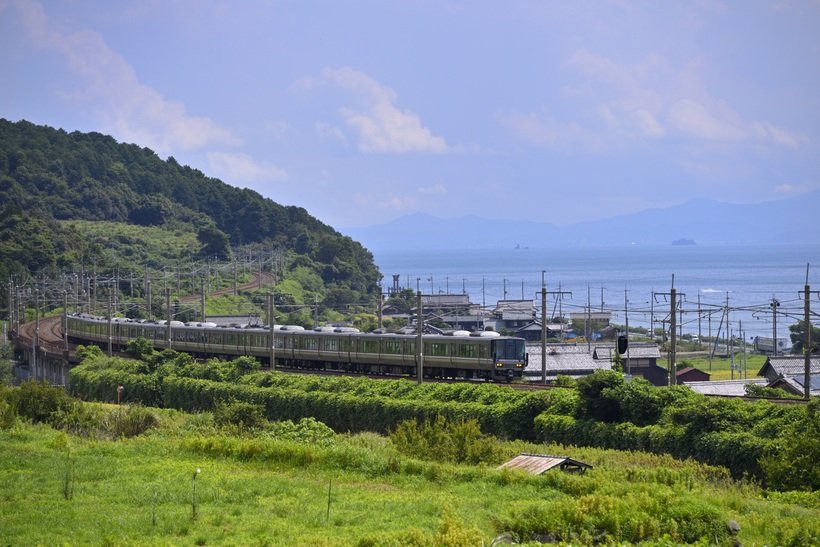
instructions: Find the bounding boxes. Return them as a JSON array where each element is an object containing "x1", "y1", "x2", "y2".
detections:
[
  {"x1": 495, "y1": 362, "x2": 503, "y2": 368},
  {"x1": 515, "y1": 363, "x2": 523, "y2": 368}
]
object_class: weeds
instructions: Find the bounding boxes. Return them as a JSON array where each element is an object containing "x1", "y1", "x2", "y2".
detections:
[{"x1": 61, "y1": 455, "x2": 75, "y2": 500}]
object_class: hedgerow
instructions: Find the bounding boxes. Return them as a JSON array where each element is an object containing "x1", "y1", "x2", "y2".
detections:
[{"x1": 68, "y1": 354, "x2": 817, "y2": 489}]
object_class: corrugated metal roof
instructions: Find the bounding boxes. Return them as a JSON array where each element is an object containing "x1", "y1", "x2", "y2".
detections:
[
  {"x1": 685, "y1": 379, "x2": 767, "y2": 396},
  {"x1": 498, "y1": 453, "x2": 592, "y2": 474}
]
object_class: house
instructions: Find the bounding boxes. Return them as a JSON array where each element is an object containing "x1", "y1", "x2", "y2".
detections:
[
  {"x1": 568, "y1": 311, "x2": 612, "y2": 326},
  {"x1": 524, "y1": 343, "x2": 610, "y2": 381},
  {"x1": 593, "y1": 343, "x2": 667, "y2": 386},
  {"x1": 483, "y1": 300, "x2": 536, "y2": 333},
  {"x1": 676, "y1": 367, "x2": 711, "y2": 384},
  {"x1": 756, "y1": 356, "x2": 820, "y2": 383},
  {"x1": 767, "y1": 375, "x2": 820, "y2": 397},
  {"x1": 512, "y1": 321, "x2": 565, "y2": 342}
]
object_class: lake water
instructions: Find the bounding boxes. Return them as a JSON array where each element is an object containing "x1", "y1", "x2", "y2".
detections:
[{"x1": 374, "y1": 244, "x2": 820, "y2": 341}]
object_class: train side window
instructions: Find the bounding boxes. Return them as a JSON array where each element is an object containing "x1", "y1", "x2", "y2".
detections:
[{"x1": 430, "y1": 343, "x2": 448, "y2": 357}]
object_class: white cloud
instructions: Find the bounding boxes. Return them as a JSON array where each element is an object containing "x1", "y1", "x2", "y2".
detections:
[
  {"x1": 315, "y1": 67, "x2": 449, "y2": 154},
  {"x1": 10, "y1": 0, "x2": 238, "y2": 155},
  {"x1": 634, "y1": 109, "x2": 665, "y2": 138},
  {"x1": 315, "y1": 121, "x2": 348, "y2": 144},
  {"x1": 506, "y1": 47, "x2": 803, "y2": 152},
  {"x1": 497, "y1": 110, "x2": 602, "y2": 151},
  {"x1": 206, "y1": 152, "x2": 287, "y2": 183},
  {"x1": 354, "y1": 192, "x2": 418, "y2": 212},
  {"x1": 667, "y1": 99, "x2": 745, "y2": 141},
  {"x1": 418, "y1": 184, "x2": 447, "y2": 196}
]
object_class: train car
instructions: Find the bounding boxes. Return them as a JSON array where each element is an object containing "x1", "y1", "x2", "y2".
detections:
[{"x1": 65, "y1": 313, "x2": 527, "y2": 380}]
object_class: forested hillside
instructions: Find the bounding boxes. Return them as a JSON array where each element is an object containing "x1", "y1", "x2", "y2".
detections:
[{"x1": 0, "y1": 118, "x2": 380, "y2": 312}]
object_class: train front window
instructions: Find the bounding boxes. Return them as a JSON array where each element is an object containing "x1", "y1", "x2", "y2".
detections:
[{"x1": 493, "y1": 339, "x2": 525, "y2": 361}]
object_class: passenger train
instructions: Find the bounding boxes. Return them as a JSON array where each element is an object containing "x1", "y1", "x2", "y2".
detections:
[{"x1": 65, "y1": 313, "x2": 528, "y2": 381}]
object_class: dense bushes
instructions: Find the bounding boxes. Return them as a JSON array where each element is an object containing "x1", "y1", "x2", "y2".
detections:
[
  {"x1": 390, "y1": 416, "x2": 502, "y2": 465},
  {"x1": 71, "y1": 353, "x2": 548, "y2": 439},
  {"x1": 0, "y1": 380, "x2": 158, "y2": 439},
  {"x1": 495, "y1": 492, "x2": 729, "y2": 544},
  {"x1": 535, "y1": 370, "x2": 812, "y2": 487},
  {"x1": 68, "y1": 355, "x2": 818, "y2": 490}
]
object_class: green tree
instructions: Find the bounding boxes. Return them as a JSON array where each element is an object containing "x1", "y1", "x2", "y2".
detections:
[
  {"x1": 386, "y1": 288, "x2": 417, "y2": 314},
  {"x1": 789, "y1": 320, "x2": 820, "y2": 354},
  {"x1": 760, "y1": 398, "x2": 820, "y2": 491}
]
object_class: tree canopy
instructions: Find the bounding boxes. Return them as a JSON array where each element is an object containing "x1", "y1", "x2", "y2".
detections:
[{"x1": 0, "y1": 118, "x2": 380, "y2": 314}]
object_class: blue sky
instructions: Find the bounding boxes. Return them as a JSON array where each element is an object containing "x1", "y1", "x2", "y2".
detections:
[{"x1": 1, "y1": 1, "x2": 818, "y2": 228}]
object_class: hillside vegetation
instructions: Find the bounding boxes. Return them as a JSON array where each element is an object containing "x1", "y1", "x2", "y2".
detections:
[{"x1": 0, "y1": 118, "x2": 380, "y2": 314}]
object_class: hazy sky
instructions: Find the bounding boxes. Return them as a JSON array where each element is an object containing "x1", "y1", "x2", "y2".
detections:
[{"x1": 2, "y1": 1, "x2": 818, "y2": 228}]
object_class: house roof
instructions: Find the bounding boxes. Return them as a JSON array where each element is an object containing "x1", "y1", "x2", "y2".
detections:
[
  {"x1": 569, "y1": 311, "x2": 612, "y2": 321},
  {"x1": 493, "y1": 300, "x2": 535, "y2": 319},
  {"x1": 685, "y1": 379, "x2": 767, "y2": 397},
  {"x1": 769, "y1": 374, "x2": 820, "y2": 396},
  {"x1": 498, "y1": 453, "x2": 592, "y2": 474},
  {"x1": 676, "y1": 367, "x2": 710, "y2": 377},
  {"x1": 593, "y1": 343, "x2": 661, "y2": 361},
  {"x1": 757, "y1": 356, "x2": 820, "y2": 378},
  {"x1": 524, "y1": 347, "x2": 609, "y2": 378},
  {"x1": 421, "y1": 294, "x2": 471, "y2": 308}
]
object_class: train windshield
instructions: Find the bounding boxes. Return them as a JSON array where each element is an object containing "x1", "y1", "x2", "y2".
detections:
[{"x1": 493, "y1": 339, "x2": 526, "y2": 361}]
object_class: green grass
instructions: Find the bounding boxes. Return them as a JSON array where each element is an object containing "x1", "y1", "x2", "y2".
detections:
[
  {"x1": 1, "y1": 405, "x2": 818, "y2": 546},
  {"x1": 661, "y1": 353, "x2": 769, "y2": 381}
]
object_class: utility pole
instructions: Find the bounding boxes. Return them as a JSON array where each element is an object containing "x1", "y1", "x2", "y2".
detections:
[
  {"x1": 416, "y1": 291, "x2": 423, "y2": 385},
  {"x1": 201, "y1": 278, "x2": 206, "y2": 322},
  {"x1": 63, "y1": 291, "x2": 69, "y2": 352},
  {"x1": 165, "y1": 288, "x2": 172, "y2": 350},
  {"x1": 625, "y1": 287, "x2": 630, "y2": 376},
  {"x1": 770, "y1": 297, "x2": 780, "y2": 356},
  {"x1": 146, "y1": 274, "x2": 152, "y2": 321},
  {"x1": 654, "y1": 277, "x2": 683, "y2": 386},
  {"x1": 802, "y1": 265, "x2": 818, "y2": 401},
  {"x1": 540, "y1": 272, "x2": 546, "y2": 385},
  {"x1": 107, "y1": 292, "x2": 113, "y2": 356},
  {"x1": 268, "y1": 293, "x2": 276, "y2": 370},
  {"x1": 586, "y1": 285, "x2": 591, "y2": 352},
  {"x1": 670, "y1": 283, "x2": 676, "y2": 386},
  {"x1": 377, "y1": 290, "x2": 383, "y2": 331},
  {"x1": 33, "y1": 289, "x2": 39, "y2": 381}
]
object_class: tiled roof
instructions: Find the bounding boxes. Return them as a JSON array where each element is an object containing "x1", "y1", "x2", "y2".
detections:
[{"x1": 758, "y1": 356, "x2": 820, "y2": 378}]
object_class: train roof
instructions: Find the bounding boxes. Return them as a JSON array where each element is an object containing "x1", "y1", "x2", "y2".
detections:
[{"x1": 68, "y1": 314, "x2": 524, "y2": 340}]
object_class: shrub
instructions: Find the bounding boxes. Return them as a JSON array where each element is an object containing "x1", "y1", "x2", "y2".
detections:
[
  {"x1": 760, "y1": 398, "x2": 820, "y2": 491},
  {"x1": 50, "y1": 401, "x2": 103, "y2": 437},
  {"x1": 213, "y1": 400, "x2": 267, "y2": 431},
  {"x1": 0, "y1": 397, "x2": 16, "y2": 429},
  {"x1": 266, "y1": 417, "x2": 336, "y2": 446},
  {"x1": 12, "y1": 380, "x2": 74, "y2": 423},
  {"x1": 575, "y1": 370, "x2": 623, "y2": 422},
  {"x1": 125, "y1": 337, "x2": 155, "y2": 361},
  {"x1": 390, "y1": 416, "x2": 502, "y2": 465},
  {"x1": 101, "y1": 404, "x2": 159, "y2": 438}
]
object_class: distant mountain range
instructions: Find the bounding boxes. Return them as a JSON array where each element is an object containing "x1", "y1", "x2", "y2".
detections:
[{"x1": 343, "y1": 191, "x2": 820, "y2": 250}]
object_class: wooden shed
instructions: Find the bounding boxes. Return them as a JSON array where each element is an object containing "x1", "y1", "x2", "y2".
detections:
[{"x1": 498, "y1": 453, "x2": 592, "y2": 475}]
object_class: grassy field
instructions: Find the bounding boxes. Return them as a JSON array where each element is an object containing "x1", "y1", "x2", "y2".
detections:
[
  {"x1": 660, "y1": 353, "x2": 769, "y2": 381},
  {"x1": 1, "y1": 403, "x2": 817, "y2": 546}
]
